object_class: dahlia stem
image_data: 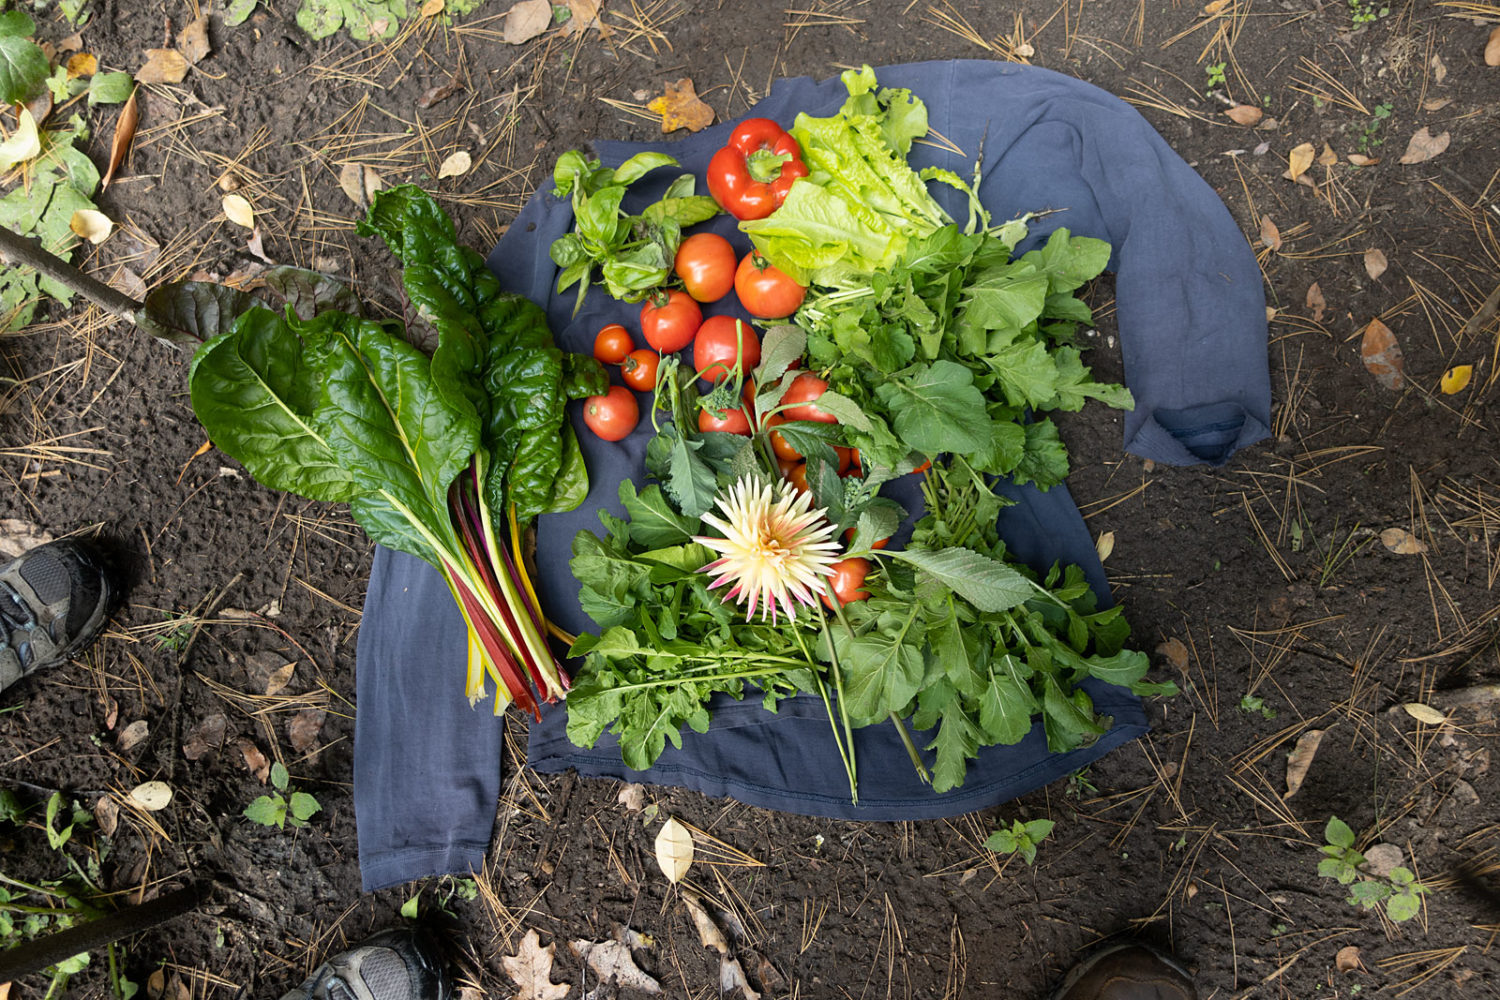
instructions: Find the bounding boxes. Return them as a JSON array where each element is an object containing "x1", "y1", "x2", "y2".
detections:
[
  {"x1": 815, "y1": 601, "x2": 860, "y2": 801},
  {"x1": 797, "y1": 621, "x2": 856, "y2": 803}
]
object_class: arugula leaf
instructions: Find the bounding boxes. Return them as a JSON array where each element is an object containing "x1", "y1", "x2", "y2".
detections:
[
  {"x1": 620, "y1": 480, "x2": 698, "y2": 547},
  {"x1": 834, "y1": 613, "x2": 926, "y2": 726},
  {"x1": 873, "y1": 361, "x2": 991, "y2": 455}
]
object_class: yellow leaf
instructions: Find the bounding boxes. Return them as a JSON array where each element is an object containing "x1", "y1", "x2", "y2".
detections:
[
  {"x1": 647, "y1": 77, "x2": 715, "y2": 134},
  {"x1": 1317, "y1": 142, "x2": 1338, "y2": 166},
  {"x1": 1203, "y1": 0, "x2": 1230, "y2": 13},
  {"x1": 1441, "y1": 365, "x2": 1472, "y2": 394},
  {"x1": 437, "y1": 150, "x2": 471, "y2": 179},
  {"x1": 1379, "y1": 527, "x2": 1427, "y2": 555},
  {"x1": 222, "y1": 193, "x2": 255, "y2": 229},
  {"x1": 1402, "y1": 702, "x2": 1446, "y2": 725},
  {"x1": 69, "y1": 208, "x2": 114, "y2": 244},
  {"x1": 421, "y1": 0, "x2": 445, "y2": 14},
  {"x1": 66, "y1": 52, "x2": 98, "y2": 79},
  {"x1": 0, "y1": 108, "x2": 41, "y2": 172},
  {"x1": 137, "y1": 48, "x2": 189, "y2": 85},
  {"x1": 1286, "y1": 142, "x2": 1315, "y2": 181},
  {"x1": 654, "y1": 816, "x2": 694, "y2": 883}
]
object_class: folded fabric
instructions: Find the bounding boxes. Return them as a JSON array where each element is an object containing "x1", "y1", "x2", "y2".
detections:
[{"x1": 354, "y1": 59, "x2": 1269, "y2": 890}]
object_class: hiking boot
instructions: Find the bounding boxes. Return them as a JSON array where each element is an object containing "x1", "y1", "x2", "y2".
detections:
[
  {"x1": 279, "y1": 928, "x2": 451, "y2": 1000},
  {"x1": 0, "y1": 539, "x2": 115, "y2": 694},
  {"x1": 1053, "y1": 943, "x2": 1197, "y2": 1000}
]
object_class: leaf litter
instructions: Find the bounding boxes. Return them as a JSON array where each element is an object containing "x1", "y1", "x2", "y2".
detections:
[
  {"x1": 502, "y1": 929, "x2": 570, "y2": 1000},
  {"x1": 1397, "y1": 127, "x2": 1450, "y2": 165},
  {"x1": 647, "y1": 78, "x2": 715, "y2": 133},
  {"x1": 1283, "y1": 728, "x2": 1322, "y2": 798},
  {"x1": 1360, "y1": 318, "x2": 1405, "y2": 390}
]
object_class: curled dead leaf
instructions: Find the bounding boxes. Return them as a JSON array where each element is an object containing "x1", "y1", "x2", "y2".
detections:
[
  {"x1": 563, "y1": 0, "x2": 609, "y2": 37},
  {"x1": 437, "y1": 150, "x2": 471, "y2": 179},
  {"x1": 1430, "y1": 53, "x2": 1448, "y2": 85},
  {"x1": 137, "y1": 48, "x2": 189, "y2": 85},
  {"x1": 1283, "y1": 728, "x2": 1323, "y2": 799},
  {"x1": 503, "y1": 0, "x2": 552, "y2": 44},
  {"x1": 1305, "y1": 282, "x2": 1326, "y2": 323},
  {"x1": 1422, "y1": 97, "x2": 1453, "y2": 112},
  {"x1": 683, "y1": 894, "x2": 729, "y2": 953},
  {"x1": 1225, "y1": 104, "x2": 1263, "y2": 126},
  {"x1": 363, "y1": 166, "x2": 384, "y2": 204},
  {"x1": 1258, "y1": 215, "x2": 1282, "y2": 251},
  {"x1": 102, "y1": 90, "x2": 139, "y2": 190},
  {"x1": 183, "y1": 713, "x2": 227, "y2": 761},
  {"x1": 1403, "y1": 702, "x2": 1447, "y2": 725},
  {"x1": 287, "y1": 708, "x2": 326, "y2": 754},
  {"x1": 1441, "y1": 365, "x2": 1473, "y2": 394},
  {"x1": 1286, "y1": 142, "x2": 1315, "y2": 181},
  {"x1": 130, "y1": 780, "x2": 173, "y2": 811},
  {"x1": 264, "y1": 661, "x2": 295, "y2": 696},
  {"x1": 1363, "y1": 248, "x2": 1388, "y2": 281},
  {"x1": 222, "y1": 193, "x2": 255, "y2": 229},
  {"x1": 417, "y1": 77, "x2": 464, "y2": 109},
  {"x1": 177, "y1": 16, "x2": 211, "y2": 65},
  {"x1": 1094, "y1": 530, "x2": 1115, "y2": 563},
  {"x1": 647, "y1": 78, "x2": 715, "y2": 134},
  {"x1": 94, "y1": 794, "x2": 119, "y2": 837},
  {"x1": 66, "y1": 52, "x2": 98, "y2": 79},
  {"x1": 1360, "y1": 317, "x2": 1406, "y2": 390},
  {"x1": 1398, "y1": 127, "x2": 1451, "y2": 165},
  {"x1": 119, "y1": 719, "x2": 150, "y2": 750},
  {"x1": 69, "y1": 208, "x2": 114, "y2": 244},
  {"x1": 1487, "y1": 26, "x2": 1500, "y2": 67},
  {"x1": 338, "y1": 162, "x2": 365, "y2": 206},
  {"x1": 1346, "y1": 152, "x2": 1379, "y2": 167},
  {"x1": 1379, "y1": 527, "x2": 1427, "y2": 554},
  {"x1": 1336, "y1": 945, "x2": 1364, "y2": 973},
  {"x1": 1316, "y1": 142, "x2": 1338, "y2": 167},
  {"x1": 616, "y1": 783, "x2": 645, "y2": 812},
  {"x1": 236, "y1": 738, "x2": 271, "y2": 783},
  {"x1": 654, "y1": 816, "x2": 694, "y2": 883}
]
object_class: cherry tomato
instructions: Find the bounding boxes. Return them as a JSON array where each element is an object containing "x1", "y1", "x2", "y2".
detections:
[
  {"x1": 735, "y1": 252, "x2": 806, "y2": 319},
  {"x1": 843, "y1": 526, "x2": 890, "y2": 549},
  {"x1": 822, "y1": 557, "x2": 872, "y2": 609},
  {"x1": 698, "y1": 404, "x2": 752, "y2": 435},
  {"x1": 674, "y1": 232, "x2": 737, "y2": 303},
  {"x1": 692, "y1": 315, "x2": 762, "y2": 384},
  {"x1": 620, "y1": 349, "x2": 661, "y2": 392},
  {"x1": 912, "y1": 459, "x2": 933, "y2": 475},
  {"x1": 833, "y1": 446, "x2": 854, "y2": 475},
  {"x1": 583, "y1": 385, "x2": 639, "y2": 442},
  {"x1": 640, "y1": 290, "x2": 702, "y2": 353},
  {"x1": 592, "y1": 323, "x2": 634, "y2": 365},
  {"x1": 779, "y1": 373, "x2": 837, "y2": 423},
  {"x1": 784, "y1": 461, "x2": 809, "y2": 496},
  {"x1": 763, "y1": 413, "x2": 802, "y2": 461}
]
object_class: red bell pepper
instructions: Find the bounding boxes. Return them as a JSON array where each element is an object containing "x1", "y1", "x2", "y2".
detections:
[{"x1": 706, "y1": 118, "x2": 810, "y2": 221}]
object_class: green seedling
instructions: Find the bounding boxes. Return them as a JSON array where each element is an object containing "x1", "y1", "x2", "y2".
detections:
[
  {"x1": 1312, "y1": 520, "x2": 1373, "y2": 588},
  {"x1": 985, "y1": 818, "x2": 1055, "y2": 866},
  {"x1": 1317, "y1": 816, "x2": 1427, "y2": 922},
  {"x1": 1357, "y1": 103, "x2": 1393, "y2": 152},
  {"x1": 1239, "y1": 694, "x2": 1277, "y2": 720},
  {"x1": 1348, "y1": 0, "x2": 1390, "y2": 26},
  {"x1": 400, "y1": 876, "x2": 478, "y2": 919},
  {"x1": 1204, "y1": 62, "x2": 1227, "y2": 92},
  {"x1": 1065, "y1": 767, "x2": 1098, "y2": 799},
  {"x1": 244, "y1": 762, "x2": 322, "y2": 830}
]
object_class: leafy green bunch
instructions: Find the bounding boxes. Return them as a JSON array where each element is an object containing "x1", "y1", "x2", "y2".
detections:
[{"x1": 1318, "y1": 816, "x2": 1426, "y2": 923}]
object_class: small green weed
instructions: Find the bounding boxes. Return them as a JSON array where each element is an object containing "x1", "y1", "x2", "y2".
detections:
[
  {"x1": 154, "y1": 612, "x2": 194, "y2": 651},
  {"x1": 985, "y1": 818, "x2": 1055, "y2": 866},
  {"x1": 1204, "y1": 62, "x2": 1227, "y2": 92},
  {"x1": 1065, "y1": 767, "x2": 1097, "y2": 799},
  {"x1": 1239, "y1": 694, "x2": 1277, "y2": 720},
  {"x1": 1348, "y1": 0, "x2": 1390, "y2": 26},
  {"x1": 1318, "y1": 816, "x2": 1426, "y2": 922},
  {"x1": 401, "y1": 875, "x2": 479, "y2": 919},
  {"x1": 1357, "y1": 103, "x2": 1393, "y2": 152},
  {"x1": 244, "y1": 763, "x2": 322, "y2": 830}
]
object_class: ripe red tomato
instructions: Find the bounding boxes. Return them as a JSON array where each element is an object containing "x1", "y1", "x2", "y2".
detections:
[
  {"x1": 843, "y1": 526, "x2": 890, "y2": 549},
  {"x1": 640, "y1": 290, "x2": 702, "y2": 353},
  {"x1": 784, "y1": 461, "x2": 809, "y2": 496},
  {"x1": 592, "y1": 323, "x2": 634, "y2": 365},
  {"x1": 674, "y1": 232, "x2": 737, "y2": 303},
  {"x1": 735, "y1": 252, "x2": 806, "y2": 319},
  {"x1": 762, "y1": 413, "x2": 802, "y2": 461},
  {"x1": 583, "y1": 385, "x2": 639, "y2": 442},
  {"x1": 620, "y1": 349, "x2": 661, "y2": 392},
  {"x1": 822, "y1": 557, "x2": 872, "y2": 609},
  {"x1": 698, "y1": 404, "x2": 752, "y2": 435},
  {"x1": 780, "y1": 373, "x2": 837, "y2": 423},
  {"x1": 692, "y1": 316, "x2": 762, "y2": 384},
  {"x1": 833, "y1": 446, "x2": 854, "y2": 475}
]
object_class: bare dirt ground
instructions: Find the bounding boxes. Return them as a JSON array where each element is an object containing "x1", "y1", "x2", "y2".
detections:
[{"x1": 3, "y1": 0, "x2": 1500, "y2": 997}]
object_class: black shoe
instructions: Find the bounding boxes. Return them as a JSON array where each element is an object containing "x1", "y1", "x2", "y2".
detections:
[
  {"x1": 0, "y1": 539, "x2": 115, "y2": 693},
  {"x1": 279, "y1": 928, "x2": 451, "y2": 1000},
  {"x1": 1053, "y1": 943, "x2": 1197, "y2": 1000}
]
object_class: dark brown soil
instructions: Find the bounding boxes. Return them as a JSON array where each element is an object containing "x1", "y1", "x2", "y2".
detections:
[{"x1": 3, "y1": 1, "x2": 1499, "y2": 997}]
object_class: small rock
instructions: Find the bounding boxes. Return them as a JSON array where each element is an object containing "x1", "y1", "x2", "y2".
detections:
[{"x1": 1363, "y1": 843, "x2": 1404, "y2": 877}]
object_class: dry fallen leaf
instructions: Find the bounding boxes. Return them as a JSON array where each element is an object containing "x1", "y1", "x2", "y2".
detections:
[
  {"x1": 1363, "y1": 248, "x2": 1388, "y2": 281},
  {"x1": 416, "y1": 77, "x2": 464, "y2": 109},
  {"x1": 236, "y1": 738, "x2": 271, "y2": 782},
  {"x1": 569, "y1": 939, "x2": 662, "y2": 995},
  {"x1": 287, "y1": 708, "x2": 326, "y2": 753},
  {"x1": 1286, "y1": 142, "x2": 1315, "y2": 181},
  {"x1": 363, "y1": 166, "x2": 384, "y2": 204},
  {"x1": 616, "y1": 783, "x2": 646, "y2": 812},
  {"x1": 94, "y1": 794, "x2": 119, "y2": 837},
  {"x1": 1346, "y1": 152, "x2": 1379, "y2": 166},
  {"x1": 137, "y1": 48, "x2": 189, "y2": 84},
  {"x1": 1094, "y1": 530, "x2": 1115, "y2": 563},
  {"x1": 1360, "y1": 317, "x2": 1406, "y2": 390},
  {"x1": 1397, "y1": 127, "x2": 1451, "y2": 165},
  {"x1": 1258, "y1": 215, "x2": 1282, "y2": 251},
  {"x1": 1203, "y1": 0, "x2": 1230, "y2": 13},
  {"x1": 1336, "y1": 945, "x2": 1365, "y2": 973},
  {"x1": 130, "y1": 781, "x2": 173, "y2": 811},
  {"x1": 265, "y1": 661, "x2": 296, "y2": 696},
  {"x1": 1283, "y1": 728, "x2": 1324, "y2": 799},
  {"x1": 1157, "y1": 637, "x2": 1189, "y2": 671},
  {"x1": 1224, "y1": 104, "x2": 1263, "y2": 126},
  {"x1": 655, "y1": 816, "x2": 694, "y2": 883},
  {"x1": 648, "y1": 78, "x2": 715, "y2": 134},
  {"x1": 101, "y1": 90, "x2": 138, "y2": 190},
  {"x1": 1380, "y1": 527, "x2": 1427, "y2": 554},
  {"x1": 721, "y1": 956, "x2": 761, "y2": 1000},
  {"x1": 684, "y1": 895, "x2": 729, "y2": 953},
  {"x1": 1430, "y1": 53, "x2": 1448, "y2": 85},
  {"x1": 0, "y1": 519, "x2": 53, "y2": 561},
  {"x1": 1403, "y1": 702, "x2": 1447, "y2": 725},
  {"x1": 437, "y1": 150, "x2": 472, "y2": 179},
  {"x1": 1441, "y1": 365, "x2": 1473, "y2": 395},
  {"x1": 501, "y1": 929, "x2": 570, "y2": 1000},
  {"x1": 421, "y1": 0, "x2": 445, "y2": 14},
  {"x1": 1317, "y1": 142, "x2": 1338, "y2": 167},
  {"x1": 1422, "y1": 96, "x2": 1453, "y2": 112},
  {"x1": 338, "y1": 162, "x2": 365, "y2": 206},
  {"x1": 1487, "y1": 26, "x2": 1500, "y2": 67},
  {"x1": 69, "y1": 208, "x2": 113, "y2": 244},
  {"x1": 222, "y1": 193, "x2": 255, "y2": 229},
  {"x1": 1305, "y1": 282, "x2": 1326, "y2": 323},
  {"x1": 563, "y1": 0, "x2": 609, "y2": 36},
  {"x1": 183, "y1": 713, "x2": 227, "y2": 761},
  {"x1": 503, "y1": 0, "x2": 552, "y2": 44},
  {"x1": 177, "y1": 16, "x2": 211, "y2": 65},
  {"x1": 66, "y1": 52, "x2": 97, "y2": 78},
  {"x1": 119, "y1": 719, "x2": 150, "y2": 750}
]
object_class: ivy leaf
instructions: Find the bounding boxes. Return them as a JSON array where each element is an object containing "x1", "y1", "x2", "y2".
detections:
[{"x1": 0, "y1": 13, "x2": 48, "y2": 105}]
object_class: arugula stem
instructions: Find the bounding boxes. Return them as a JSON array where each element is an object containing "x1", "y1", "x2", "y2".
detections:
[
  {"x1": 888, "y1": 712, "x2": 931, "y2": 785},
  {"x1": 815, "y1": 601, "x2": 859, "y2": 800},
  {"x1": 793, "y1": 624, "x2": 857, "y2": 803}
]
